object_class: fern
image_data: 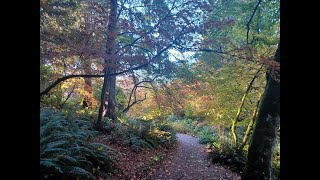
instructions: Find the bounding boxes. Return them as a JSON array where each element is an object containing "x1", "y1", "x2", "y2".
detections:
[
  {"x1": 46, "y1": 140, "x2": 68, "y2": 149},
  {"x1": 69, "y1": 166, "x2": 94, "y2": 179},
  {"x1": 40, "y1": 108, "x2": 113, "y2": 179},
  {"x1": 55, "y1": 155, "x2": 78, "y2": 164},
  {"x1": 40, "y1": 159, "x2": 63, "y2": 173}
]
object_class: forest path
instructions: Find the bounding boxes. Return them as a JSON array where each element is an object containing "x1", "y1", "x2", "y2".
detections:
[{"x1": 147, "y1": 133, "x2": 240, "y2": 180}]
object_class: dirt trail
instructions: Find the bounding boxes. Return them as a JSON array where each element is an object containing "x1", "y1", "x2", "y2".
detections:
[{"x1": 147, "y1": 133, "x2": 240, "y2": 180}]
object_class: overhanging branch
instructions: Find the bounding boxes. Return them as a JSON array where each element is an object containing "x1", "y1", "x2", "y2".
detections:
[
  {"x1": 40, "y1": 63, "x2": 149, "y2": 97},
  {"x1": 122, "y1": 93, "x2": 147, "y2": 113},
  {"x1": 123, "y1": 76, "x2": 158, "y2": 113},
  {"x1": 41, "y1": 8, "x2": 190, "y2": 98}
]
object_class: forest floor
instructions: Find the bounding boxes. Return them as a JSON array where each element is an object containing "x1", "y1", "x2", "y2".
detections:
[
  {"x1": 96, "y1": 133, "x2": 240, "y2": 180},
  {"x1": 147, "y1": 133, "x2": 240, "y2": 180}
]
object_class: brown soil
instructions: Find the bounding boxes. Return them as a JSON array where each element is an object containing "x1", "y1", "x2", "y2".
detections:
[
  {"x1": 147, "y1": 133, "x2": 241, "y2": 180},
  {"x1": 95, "y1": 133, "x2": 240, "y2": 180}
]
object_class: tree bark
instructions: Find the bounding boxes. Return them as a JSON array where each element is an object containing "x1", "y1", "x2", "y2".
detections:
[
  {"x1": 96, "y1": 0, "x2": 118, "y2": 128},
  {"x1": 82, "y1": 11, "x2": 94, "y2": 108},
  {"x1": 241, "y1": 42, "x2": 280, "y2": 180},
  {"x1": 105, "y1": 73, "x2": 116, "y2": 120},
  {"x1": 82, "y1": 58, "x2": 93, "y2": 108}
]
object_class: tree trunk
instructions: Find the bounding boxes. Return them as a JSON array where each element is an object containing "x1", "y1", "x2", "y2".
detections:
[
  {"x1": 82, "y1": 11, "x2": 93, "y2": 108},
  {"x1": 239, "y1": 93, "x2": 262, "y2": 150},
  {"x1": 241, "y1": 43, "x2": 280, "y2": 180},
  {"x1": 106, "y1": 74, "x2": 116, "y2": 120},
  {"x1": 82, "y1": 58, "x2": 93, "y2": 108},
  {"x1": 231, "y1": 92, "x2": 246, "y2": 146},
  {"x1": 231, "y1": 65, "x2": 263, "y2": 146},
  {"x1": 96, "y1": 0, "x2": 117, "y2": 128}
]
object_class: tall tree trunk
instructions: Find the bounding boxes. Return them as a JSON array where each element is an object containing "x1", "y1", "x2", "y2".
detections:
[
  {"x1": 96, "y1": 0, "x2": 117, "y2": 128},
  {"x1": 82, "y1": 10, "x2": 93, "y2": 108},
  {"x1": 82, "y1": 58, "x2": 93, "y2": 108},
  {"x1": 106, "y1": 74, "x2": 116, "y2": 120},
  {"x1": 241, "y1": 43, "x2": 280, "y2": 180}
]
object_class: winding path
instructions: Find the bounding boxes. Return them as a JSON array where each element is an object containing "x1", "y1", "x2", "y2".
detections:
[{"x1": 147, "y1": 133, "x2": 240, "y2": 180}]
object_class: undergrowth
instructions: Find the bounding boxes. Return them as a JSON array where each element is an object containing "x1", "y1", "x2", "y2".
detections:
[
  {"x1": 40, "y1": 108, "x2": 114, "y2": 179},
  {"x1": 104, "y1": 117, "x2": 176, "y2": 152}
]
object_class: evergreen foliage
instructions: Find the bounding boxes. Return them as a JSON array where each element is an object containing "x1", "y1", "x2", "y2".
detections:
[
  {"x1": 40, "y1": 108, "x2": 114, "y2": 179},
  {"x1": 107, "y1": 118, "x2": 176, "y2": 152}
]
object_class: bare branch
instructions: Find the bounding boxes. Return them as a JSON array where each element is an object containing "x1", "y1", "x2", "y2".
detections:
[
  {"x1": 117, "y1": 0, "x2": 128, "y2": 20},
  {"x1": 122, "y1": 93, "x2": 147, "y2": 113},
  {"x1": 136, "y1": 85, "x2": 151, "y2": 89},
  {"x1": 123, "y1": 76, "x2": 158, "y2": 113},
  {"x1": 40, "y1": 62, "x2": 149, "y2": 97},
  {"x1": 60, "y1": 85, "x2": 76, "y2": 108},
  {"x1": 115, "y1": 2, "x2": 176, "y2": 53},
  {"x1": 246, "y1": 0, "x2": 262, "y2": 44}
]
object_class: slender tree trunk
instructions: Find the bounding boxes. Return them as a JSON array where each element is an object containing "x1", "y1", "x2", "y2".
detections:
[
  {"x1": 231, "y1": 92, "x2": 246, "y2": 146},
  {"x1": 239, "y1": 93, "x2": 262, "y2": 150},
  {"x1": 231, "y1": 65, "x2": 263, "y2": 146},
  {"x1": 242, "y1": 43, "x2": 280, "y2": 180},
  {"x1": 96, "y1": 0, "x2": 117, "y2": 128}
]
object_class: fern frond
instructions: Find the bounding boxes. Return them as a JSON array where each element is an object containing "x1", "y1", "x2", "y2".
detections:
[{"x1": 69, "y1": 166, "x2": 94, "y2": 179}]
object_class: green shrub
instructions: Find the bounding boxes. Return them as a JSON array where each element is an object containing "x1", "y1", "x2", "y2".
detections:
[
  {"x1": 40, "y1": 108, "x2": 114, "y2": 179},
  {"x1": 170, "y1": 117, "x2": 200, "y2": 134},
  {"x1": 171, "y1": 121, "x2": 192, "y2": 134},
  {"x1": 108, "y1": 118, "x2": 175, "y2": 151},
  {"x1": 198, "y1": 126, "x2": 216, "y2": 144},
  {"x1": 158, "y1": 122, "x2": 176, "y2": 138},
  {"x1": 209, "y1": 133, "x2": 246, "y2": 173}
]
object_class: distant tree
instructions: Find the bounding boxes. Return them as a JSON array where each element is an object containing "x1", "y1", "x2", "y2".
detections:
[{"x1": 40, "y1": 0, "x2": 107, "y2": 108}]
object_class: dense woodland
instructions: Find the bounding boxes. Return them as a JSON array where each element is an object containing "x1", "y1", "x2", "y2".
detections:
[{"x1": 40, "y1": 0, "x2": 280, "y2": 179}]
